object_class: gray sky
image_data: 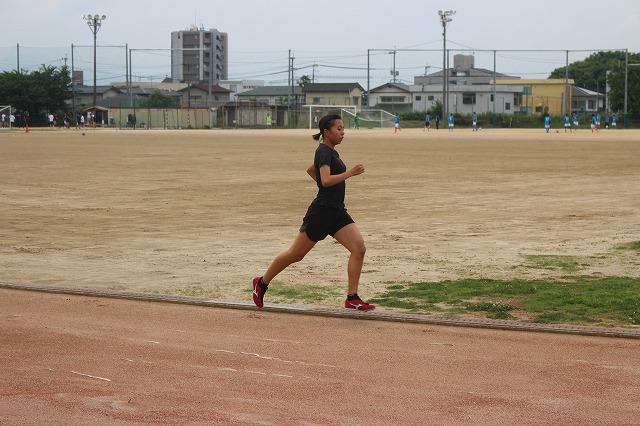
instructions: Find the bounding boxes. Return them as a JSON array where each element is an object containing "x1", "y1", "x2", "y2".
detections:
[{"x1": 2, "y1": 0, "x2": 639, "y2": 88}]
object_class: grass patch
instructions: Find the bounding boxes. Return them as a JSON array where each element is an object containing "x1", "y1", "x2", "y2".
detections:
[
  {"x1": 265, "y1": 283, "x2": 342, "y2": 304},
  {"x1": 370, "y1": 277, "x2": 640, "y2": 327},
  {"x1": 615, "y1": 241, "x2": 640, "y2": 252},
  {"x1": 520, "y1": 254, "x2": 586, "y2": 273}
]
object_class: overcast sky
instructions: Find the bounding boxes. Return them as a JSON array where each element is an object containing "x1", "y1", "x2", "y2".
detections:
[{"x1": 2, "y1": 0, "x2": 639, "y2": 88}]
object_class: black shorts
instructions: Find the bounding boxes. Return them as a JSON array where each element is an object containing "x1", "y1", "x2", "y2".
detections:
[{"x1": 299, "y1": 204, "x2": 354, "y2": 242}]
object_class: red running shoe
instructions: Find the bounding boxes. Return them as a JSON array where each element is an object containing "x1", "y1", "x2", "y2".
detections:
[
  {"x1": 252, "y1": 277, "x2": 268, "y2": 308},
  {"x1": 344, "y1": 295, "x2": 375, "y2": 311}
]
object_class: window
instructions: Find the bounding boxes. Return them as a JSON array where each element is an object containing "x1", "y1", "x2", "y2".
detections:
[
  {"x1": 415, "y1": 95, "x2": 422, "y2": 101},
  {"x1": 514, "y1": 93, "x2": 522, "y2": 107},
  {"x1": 380, "y1": 96, "x2": 406, "y2": 103},
  {"x1": 428, "y1": 96, "x2": 434, "y2": 101},
  {"x1": 535, "y1": 106, "x2": 543, "y2": 113},
  {"x1": 588, "y1": 100, "x2": 595, "y2": 109},
  {"x1": 505, "y1": 102, "x2": 511, "y2": 110},
  {"x1": 490, "y1": 94, "x2": 494, "y2": 102},
  {"x1": 462, "y1": 92, "x2": 476, "y2": 105},
  {"x1": 523, "y1": 87, "x2": 532, "y2": 95},
  {"x1": 313, "y1": 97, "x2": 323, "y2": 104}
]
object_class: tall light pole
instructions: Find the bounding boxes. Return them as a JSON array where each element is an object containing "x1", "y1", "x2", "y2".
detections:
[
  {"x1": 438, "y1": 10, "x2": 455, "y2": 118},
  {"x1": 83, "y1": 14, "x2": 106, "y2": 108}
]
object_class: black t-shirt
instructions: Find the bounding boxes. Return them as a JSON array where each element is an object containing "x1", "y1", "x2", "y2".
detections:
[{"x1": 312, "y1": 143, "x2": 346, "y2": 209}]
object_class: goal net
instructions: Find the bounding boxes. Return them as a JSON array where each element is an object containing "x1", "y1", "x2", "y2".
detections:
[
  {"x1": 306, "y1": 105, "x2": 356, "y2": 129},
  {"x1": 352, "y1": 109, "x2": 396, "y2": 129},
  {"x1": 0, "y1": 105, "x2": 11, "y2": 128}
]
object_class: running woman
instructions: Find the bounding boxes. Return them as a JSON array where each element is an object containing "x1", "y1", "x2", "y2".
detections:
[{"x1": 252, "y1": 114, "x2": 375, "y2": 311}]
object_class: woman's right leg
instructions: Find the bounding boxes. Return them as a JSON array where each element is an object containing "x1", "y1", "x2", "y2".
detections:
[{"x1": 263, "y1": 231, "x2": 316, "y2": 284}]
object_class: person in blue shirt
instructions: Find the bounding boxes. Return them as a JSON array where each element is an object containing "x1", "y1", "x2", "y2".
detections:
[
  {"x1": 544, "y1": 114, "x2": 551, "y2": 133},
  {"x1": 572, "y1": 112, "x2": 579, "y2": 131},
  {"x1": 423, "y1": 113, "x2": 430, "y2": 132},
  {"x1": 604, "y1": 114, "x2": 610, "y2": 129},
  {"x1": 434, "y1": 114, "x2": 440, "y2": 130},
  {"x1": 448, "y1": 113, "x2": 454, "y2": 131},
  {"x1": 590, "y1": 114, "x2": 599, "y2": 133},
  {"x1": 563, "y1": 113, "x2": 572, "y2": 132},
  {"x1": 612, "y1": 114, "x2": 618, "y2": 130},
  {"x1": 394, "y1": 113, "x2": 401, "y2": 133},
  {"x1": 472, "y1": 112, "x2": 478, "y2": 131}
]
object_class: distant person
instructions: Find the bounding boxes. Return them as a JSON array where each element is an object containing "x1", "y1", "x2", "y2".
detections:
[
  {"x1": 252, "y1": 113, "x2": 375, "y2": 311},
  {"x1": 448, "y1": 113, "x2": 454, "y2": 131},
  {"x1": 266, "y1": 113, "x2": 272, "y2": 128},
  {"x1": 434, "y1": 114, "x2": 440, "y2": 130},
  {"x1": 604, "y1": 114, "x2": 610, "y2": 129},
  {"x1": 544, "y1": 113, "x2": 551, "y2": 133},
  {"x1": 63, "y1": 113, "x2": 70, "y2": 129},
  {"x1": 394, "y1": 113, "x2": 401, "y2": 133},
  {"x1": 354, "y1": 114, "x2": 360, "y2": 129},
  {"x1": 423, "y1": 113, "x2": 430, "y2": 132},
  {"x1": 472, "y1": 112, "x2": 478, "y2": 131},
  {"x1": 572, "y1": 112, "x2": 579, "y2": 130},
  {"x1": 563, "y1": 113, "x2": 572, "y2": 132},
  {"x1": 49, "y1": 113, "x2": 55, "y2": 128},
  {"x1": 9, "y1": 113, "x2": 15, "y2": 128},
  {"x1": 590, "y1": 114, "x2": 598, "y2": 133},
  {"x1": 611, "y1": 114, "x2": 618, "y2": 130},
  {"x1": 1, "y1": 112, "x2": 5, "y2": 128}
]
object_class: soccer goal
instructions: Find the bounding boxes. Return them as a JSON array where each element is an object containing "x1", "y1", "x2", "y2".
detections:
[
  {"x1": 306, "y1": 105, "x2": 356, "y2": 129},
  {"x1": 354, "y1": 109, "x2": 396, "y2": 129},
  {"x1": 0, "y1": 105, "x2": 12, "y2": 129}
]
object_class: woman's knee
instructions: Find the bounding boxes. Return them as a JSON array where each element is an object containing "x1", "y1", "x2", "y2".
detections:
[{"x1": 288, "y1": 249, "x2": 307, "y2": 264}]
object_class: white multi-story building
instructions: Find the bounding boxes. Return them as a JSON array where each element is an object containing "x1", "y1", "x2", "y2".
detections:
[{"x1": 171, "y1": 25, "x2": 228, "y2": 84}]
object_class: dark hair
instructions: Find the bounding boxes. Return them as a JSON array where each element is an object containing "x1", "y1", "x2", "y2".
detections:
[{"x1": 312, "y1": 113, "x2": 342, "y2": 141}]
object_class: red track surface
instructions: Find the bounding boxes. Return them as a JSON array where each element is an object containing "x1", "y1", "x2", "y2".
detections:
[{"x1": 2, "y1": 289, "x2": 639, "y2": 425}]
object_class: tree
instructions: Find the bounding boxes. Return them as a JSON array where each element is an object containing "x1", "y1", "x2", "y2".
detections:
[
  {"x1": 297, "y1": 75, "x2": 311, "y2": 89},
  {"x1": 0, "y1": 65, "x2": 72, "y2": 125},
  {"x1": 548, "y1": 51, "x2": 640, "y2": 119},
  {"x1": 142, "y1": 90, "x2": 179, "y2": 108}
]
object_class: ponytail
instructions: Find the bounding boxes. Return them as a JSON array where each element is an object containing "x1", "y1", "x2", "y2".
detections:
[{"x1": 311, "y1": 113, "x2": 342, "y2": 141}]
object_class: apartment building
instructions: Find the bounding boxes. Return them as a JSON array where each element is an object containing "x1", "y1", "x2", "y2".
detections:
[{"x1": 171, "y1": 25, "x2": 228, "y2": 84}]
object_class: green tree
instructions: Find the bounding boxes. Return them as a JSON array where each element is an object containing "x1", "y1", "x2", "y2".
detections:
[
  {"x1": 297, "y1": 75, "x2": 311, "y2": 89},
  {"x1": 548, "y1": 51, "x2": 640, "y2": 119},
  {"x1": 0, "y1": 65, "x2": 71, "y2": 125},
  {"x1": 141, "y1": 90, "x2": 179, "y2": 108}
]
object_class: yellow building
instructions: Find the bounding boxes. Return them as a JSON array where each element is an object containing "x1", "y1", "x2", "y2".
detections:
[{"x1": 492, "y1": 79, "x2": 574, "y2": 116}]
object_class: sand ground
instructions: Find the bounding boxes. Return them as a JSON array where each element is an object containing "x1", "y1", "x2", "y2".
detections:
[{"x1": 1, "y1": 127, "x2": 639, "y2": 305}]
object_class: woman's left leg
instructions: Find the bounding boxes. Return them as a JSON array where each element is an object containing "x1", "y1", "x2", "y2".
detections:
[{"x1": 333, "y1": 223, "x2": 366, "y2": 294}]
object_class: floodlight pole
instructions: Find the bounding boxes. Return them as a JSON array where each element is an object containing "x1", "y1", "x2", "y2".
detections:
[
  {"x1": 83, "y1": 14, "x2": 106, "y2": 108},
  {"x1": 439, "y1": 10, "x2": 455, "y2": 118}
]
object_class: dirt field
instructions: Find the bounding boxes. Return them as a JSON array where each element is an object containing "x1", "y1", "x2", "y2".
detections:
[
  {"x1": 2, "y1": 127, "x2": 640, "y2": 424},
  {"x1": 1, "y1": 127, "x2": 639, "y2": 304}
]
